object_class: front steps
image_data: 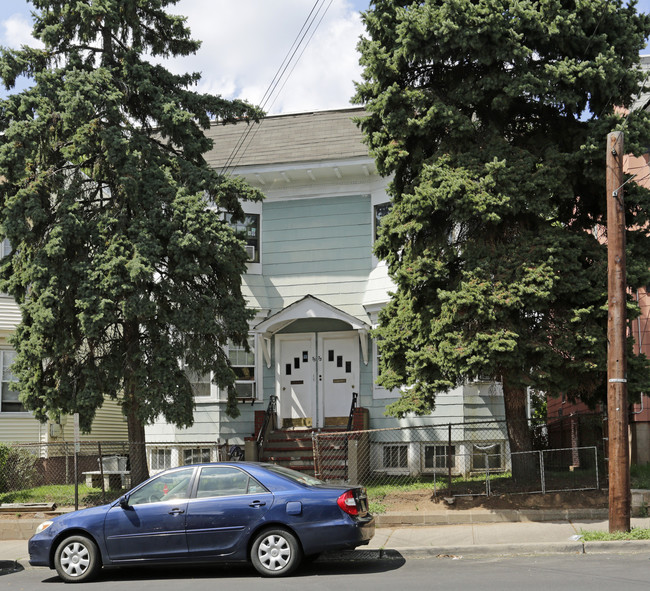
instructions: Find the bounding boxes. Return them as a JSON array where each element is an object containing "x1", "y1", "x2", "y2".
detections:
[{"x1": 259, "y1": 426, "x2": 348, "y2": 480}]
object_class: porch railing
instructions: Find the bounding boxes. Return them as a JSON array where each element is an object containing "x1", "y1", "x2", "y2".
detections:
[
  {"x1": 346, "y1": 392, "x2": 359, "y2": 431},
  {"x1": 257, "y1": 394, "x2": 277, "y2": 457}
]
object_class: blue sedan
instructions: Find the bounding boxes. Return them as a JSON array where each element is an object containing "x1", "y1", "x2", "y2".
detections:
[{"x1": 28, "y1": 462, "x2": 375, "y2": 582}]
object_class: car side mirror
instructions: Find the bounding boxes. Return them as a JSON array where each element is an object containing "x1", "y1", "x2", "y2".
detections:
[{"x1": 119, "y1": 495, "x2": 130, "y2": 510}]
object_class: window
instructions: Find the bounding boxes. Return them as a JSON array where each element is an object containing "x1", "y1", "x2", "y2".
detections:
[
  {"x1": 150, "y1": 448, "x2": 172, "y2": 471},
  {"x1": 183, "y1": 447, "x2": 211, "y2": 465},
  {"x1": 383, "y1": 444, "x2": 407, "y2": 469},
  {"x1": 128, "y1": 467, "x2": 194, "y2": 505},
  {"x1": 185, "y1": 366, "x2": 211, "y2": 399},
  {"x1": 471, "y1": 443, "x2": 503, "y2": 471},
  {"x1": 229, "y1": 335, "x2": 256, "y2": 399},
  {"x1": 423, "y1": 445, "x2": 455, "y2": 471},
  {"x1": 1, "y1": 238, "x2": 11, "y2": 258},
  {"x1": 1, "y1": 350, "x2": 24, "y2": 413},
  {"x1": 196, "y1": 466, "x2": 267, "y2": 498},
  {"x1": 374, "y1": 202, "x2": 392, "y2": 241},
  {"x1": 227, "y1": 213, "x2": 260, "y2": 262}
]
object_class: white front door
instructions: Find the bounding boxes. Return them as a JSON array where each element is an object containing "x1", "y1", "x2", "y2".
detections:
[
  {"x1": 318, "y1": 332, "x2": 359, "y2": 426},
  {"x1": 276, "y1": 334, "x2": 316, "y2": 427}
]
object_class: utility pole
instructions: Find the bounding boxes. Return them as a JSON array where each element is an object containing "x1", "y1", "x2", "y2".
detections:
[{"x1": 606, "y1": 130, "x2": 630, "y2": 532}]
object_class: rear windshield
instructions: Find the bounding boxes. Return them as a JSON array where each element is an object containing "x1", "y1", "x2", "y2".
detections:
[{"x1": 264, "y1": 464, "x2": 323, "y2": 486}]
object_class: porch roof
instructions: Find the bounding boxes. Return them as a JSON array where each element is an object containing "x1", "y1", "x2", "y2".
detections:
[{"x1": 253, "y1": 294, "x2": 370, "y2": 335}]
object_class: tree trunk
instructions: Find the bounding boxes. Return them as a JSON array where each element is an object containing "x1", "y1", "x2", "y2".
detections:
[
  {"x1": 502, "y1": 378, "x2": 534, "y2": 483},
  {"x1": 126, "y1": 403, "x2": 149, "y2": 486},
  {"x1": 124, "y1": 320, "x2": 149, "y2": 486}
]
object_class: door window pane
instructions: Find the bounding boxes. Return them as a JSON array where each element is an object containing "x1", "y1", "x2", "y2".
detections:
[{"x1": 129, "y1": 467, "x2": 194, "y2": 505}]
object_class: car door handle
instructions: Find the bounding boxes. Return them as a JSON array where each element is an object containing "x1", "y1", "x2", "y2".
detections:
[
  {"x1": 168, "y1": 508, "x2": 185, "y2": 515},
  {"x1": 249, "y1": 501, "x2": 266, "y2": 508}
]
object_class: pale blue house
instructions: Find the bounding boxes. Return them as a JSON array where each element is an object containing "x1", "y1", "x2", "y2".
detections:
[{"x1": 145, "y1": 108, "x2": 508, "y2": 475}]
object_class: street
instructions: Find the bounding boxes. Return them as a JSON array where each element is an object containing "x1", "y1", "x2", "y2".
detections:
[{"x1": 2, "y1": 553, "x2": 649, "y2": 590}]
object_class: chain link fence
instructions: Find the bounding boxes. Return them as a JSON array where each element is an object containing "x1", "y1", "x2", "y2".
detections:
[
  {"x1": 0, "y1": 414, "x2": 607, "y2": 509},
  {"x1": 312, "y1": 417, "x2": 603, "y2": 497},
  {"x1": 0, "y1": 440, "x2": 239, "y2": 509}
]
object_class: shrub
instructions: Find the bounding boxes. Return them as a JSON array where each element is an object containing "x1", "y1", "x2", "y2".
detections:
[{"x1": 0, "y1": 443, "x2": 38, "y2": 493}]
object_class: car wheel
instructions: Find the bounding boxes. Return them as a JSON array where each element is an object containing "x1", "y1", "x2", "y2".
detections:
[
  {"x1": 251, "y1": 528, "x2": 302, "y2": 577},
  {"x1": 54, "y1": 535, "x2": 101, "y2": 583}
]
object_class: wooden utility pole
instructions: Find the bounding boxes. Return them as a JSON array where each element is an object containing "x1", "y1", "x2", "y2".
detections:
[{"x1": 606, "y1": 130, "x2": 630, "y2": 532}]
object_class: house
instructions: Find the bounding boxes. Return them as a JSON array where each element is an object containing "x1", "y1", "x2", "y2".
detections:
[
  {"x1": 145, "y1": 108, "x2": 510, "y2": 477},
  {"x1": 0, "y1": 268, "x2": 128, "y2": 445}
]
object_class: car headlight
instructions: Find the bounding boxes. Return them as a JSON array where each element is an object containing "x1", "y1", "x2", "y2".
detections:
[{"x1": 35, "y1": 520, "x2": 53, "y2": 534}]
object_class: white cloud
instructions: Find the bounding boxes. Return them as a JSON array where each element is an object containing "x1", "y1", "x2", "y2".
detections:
[
  {"x1": 0, "y1": 0, "x2": 365, "y2": 113},
  {"x1": 167, "y1": 0, "x2": 365, "y2": 113},
  {"x1": 1, "y1": 13, "x2": 41, "y2": 48}
]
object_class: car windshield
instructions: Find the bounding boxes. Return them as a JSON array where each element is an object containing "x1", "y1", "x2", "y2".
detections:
[{"x1": 263, "y1": 464, "x2": 323, "y2": 486}]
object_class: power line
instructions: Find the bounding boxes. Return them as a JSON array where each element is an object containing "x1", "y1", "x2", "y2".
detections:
[{"x1": 220, "y1": 0, "x2": 333, "y2": 176}]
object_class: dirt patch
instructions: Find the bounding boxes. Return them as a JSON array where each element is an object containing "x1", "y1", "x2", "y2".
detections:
[{"x1": 378, "y1": 489, "x2": 608, "y2": 512}]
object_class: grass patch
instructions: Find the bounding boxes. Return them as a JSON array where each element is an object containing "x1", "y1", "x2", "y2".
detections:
[
  {"x1": 580, "y1": 527, "x2": 650, "y2": 541},
  {"x1": 0, "y1": 484, "x2": 122, "y2": 507}
]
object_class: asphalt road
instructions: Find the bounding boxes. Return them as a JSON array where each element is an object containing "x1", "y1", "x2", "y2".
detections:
[{"x1": 2, "y1": 553, "x2": 650, "y2": 590}]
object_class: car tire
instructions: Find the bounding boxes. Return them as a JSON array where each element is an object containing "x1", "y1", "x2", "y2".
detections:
[
  {"x1": 54, "y1": 534, "x2": 101, "y2": 583},
  {"x1": 250, "y1": 528, "x2": 302, "y2": 577}
]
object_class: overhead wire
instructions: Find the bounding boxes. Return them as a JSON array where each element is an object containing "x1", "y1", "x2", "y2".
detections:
[{"x1": 219, "y1": 0, "x2": 333, "y2": 177}]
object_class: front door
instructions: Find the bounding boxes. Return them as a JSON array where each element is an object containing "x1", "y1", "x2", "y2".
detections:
[
  {"x1": 276, "y1": 334, "x2": 316, "y2": 428},
  {"x1": 318, "y1": 332, "x2": 359, "y2": 426}
]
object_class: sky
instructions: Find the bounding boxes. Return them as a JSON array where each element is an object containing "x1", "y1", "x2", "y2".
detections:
[
  {"x1": 0, "y1": 0, "x2": 370, "y2": 114},
  {"x1": 1, "y1": 0, "x2": 650, "y2": 115}
]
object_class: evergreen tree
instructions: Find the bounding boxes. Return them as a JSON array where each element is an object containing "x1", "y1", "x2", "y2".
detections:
[
  {"x1": 354, "y1": 0, "x2": 650, "y2": 462},
  {"x1": 0, "y1": 0, "x2": 262, "y2": 484}
]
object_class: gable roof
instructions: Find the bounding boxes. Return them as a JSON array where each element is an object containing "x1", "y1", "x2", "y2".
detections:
[{"x1": 204, "y1": 107, "x2": 368, "y2": 169}]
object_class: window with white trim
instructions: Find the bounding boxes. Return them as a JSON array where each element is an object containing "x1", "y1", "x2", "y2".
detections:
[
  {"x1": 228, "y1": 335, "x2": 256, "y2": 400},
  {"x1": 185, "y1": 365, "x2": 211, "y2": 399},
  {"x1": 423, "y1": 445, "x2": 456, "y2": 471},
  {"x1": 1, "y1": 238, "x2": 11, "y2": 258},
  {"x1": 374, "y1": 202, "x2": 392, "y2": 241},
  {"x1": 150, "y1": 448, "x2": 172, "y2": 471},
  {"x1": 0, "y1": 350, "x2": 24, "y2": 413},
  {"x1": 383, "y1": 444, "x2": 408, "y2": 469},
  {"x1": 471, "y1": 443, "x2": 504, "y2": 471},
  {"x1": 183, "y1": 447, "x2": 211, "y2": 465},
  {"x1": 227, "y1": 213, "x2": 260, "y2": 263}
]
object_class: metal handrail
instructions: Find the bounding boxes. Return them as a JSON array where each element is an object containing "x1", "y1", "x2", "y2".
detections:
[
  {"x1": 257, "y1": 394, "x2": 277, "y2": 455},
  {"x1": 346, "y1": 392, "x2": 359, "y2": 431}
]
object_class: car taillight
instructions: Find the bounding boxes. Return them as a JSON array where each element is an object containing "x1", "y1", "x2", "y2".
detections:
[{"x1": 337, "y1": 490, "x2": 359, "y2": 516}]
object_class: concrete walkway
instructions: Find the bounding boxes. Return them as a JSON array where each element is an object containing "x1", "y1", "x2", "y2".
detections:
[{"x1": 2, "y1": 513, "x2": 650, "y2": 571}]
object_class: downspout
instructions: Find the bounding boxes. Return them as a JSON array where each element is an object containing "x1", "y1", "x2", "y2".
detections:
[{"x1": 631, "y1": 289, "x2": 645, "y2": 415}]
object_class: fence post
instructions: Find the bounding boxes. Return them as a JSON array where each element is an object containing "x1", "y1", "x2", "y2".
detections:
[
  {"x1": 539, "y1": 450, "x2": 545, "y2": 494},
  {"x1": 98, "y1": 442, "x2": 105, "y2": 504},
  {"x1": 447, "y1": 423, "x2": 452, "y2": 495},
  {"x1": 64, "y1": 442, "x2": 69, "y2": 485}
]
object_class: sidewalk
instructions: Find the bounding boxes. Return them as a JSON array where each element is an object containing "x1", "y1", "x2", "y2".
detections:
[{"x1": 2, "y1": 513, "x2": 650, "y2": 570}]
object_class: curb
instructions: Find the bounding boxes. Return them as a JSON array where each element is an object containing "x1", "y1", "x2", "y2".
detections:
[
  {"x1": 319, "y1": 540, "x2": 650, "y2": 561},
  {"x1": 0, "y1": 509, "x2": 616, "y2": 541},
  {"x1": 374, "y1": 508, "x2": 609, "y2": 527},
  {"x1": 9, "y1": 540, "x2": 650, "y2": 572}
]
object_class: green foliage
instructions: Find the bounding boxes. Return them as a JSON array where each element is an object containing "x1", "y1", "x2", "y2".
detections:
[
  {"x1": 631, "y1": 463, "x2": 650, "y2": 489},
  {"x1": 0, "y1": 1, "x2": 264, "y2": 435},
  {"x1": 580, "y1": 527, "x2": 650, "y2": 541},
  {"x1": 354, "y1": 1, "x2": 650, "y2": 424},
  {"x1": 0, "y1": 443, "x2": 38, "y2": 493}
]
